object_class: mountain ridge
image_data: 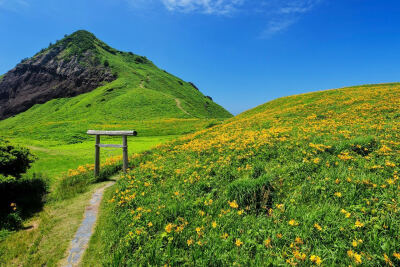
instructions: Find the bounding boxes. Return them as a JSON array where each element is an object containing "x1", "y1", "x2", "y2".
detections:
[
  {"x1": 0, "y1": 30, "x2": 118, "y2": 119},
  {"x1": 0, "y1": 30, "x2": 232, "y2": 142}
]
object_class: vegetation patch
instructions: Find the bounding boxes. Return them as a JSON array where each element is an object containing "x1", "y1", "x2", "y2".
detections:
[
  {"x1": 89, "y1": 83, "x2": 400, "y2": 266},
  {"x1": 53, "y1": 156, "x2": 122, "y2": 201},
  {"x1": 0, "y1": 140, "x2": 47, "y2": 233},
  {"x1": 226, "y1": 174, "x2": 274, "y2": 213}
]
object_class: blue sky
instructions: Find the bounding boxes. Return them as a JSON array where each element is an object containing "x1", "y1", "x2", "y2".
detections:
[{"x1": 1, "y1": 0, "x2": 400, "y2": 114}]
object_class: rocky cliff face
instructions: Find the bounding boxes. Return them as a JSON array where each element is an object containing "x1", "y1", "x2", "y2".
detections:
[{"x1": 0, "y1": 44, "x2": 116, "y2": 120}]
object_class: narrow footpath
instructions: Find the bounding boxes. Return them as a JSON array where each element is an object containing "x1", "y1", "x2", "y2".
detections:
[{"x1": 63, "y1": 179, "x2": 116, "y2": 267}]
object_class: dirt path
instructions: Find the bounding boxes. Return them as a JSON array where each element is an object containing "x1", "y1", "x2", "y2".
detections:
[
  {"x1": 175, "y1": 98, "x2": 191, "y2": 116},
  {"x1": 139, "y1": 77, "x2": 190, "y2": 116},
  {"x1": 62, "y1": 180, "x2": 116, "y2": 267}
]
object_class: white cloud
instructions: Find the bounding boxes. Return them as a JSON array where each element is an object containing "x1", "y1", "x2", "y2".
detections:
[
  {"x1": 263, "y1": 18, "x2": 296, "y2": 35},
  {"x1": 161, "y1": 0, "x2": 245, "y2": 15},
  {"x1": 122, "y1": 0, "x2": 323, "y2": 36},
  {"x1": 259, "y1": 0, "x2": 322, "y2": 37}
]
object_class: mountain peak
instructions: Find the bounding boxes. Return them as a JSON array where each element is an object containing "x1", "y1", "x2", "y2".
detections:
[
  {"x1": 0, "y1": 30, "x2": 231, "y2": 123},
  {"x1": 69, "y1": 29, "x2": 97, "y2": 39},
  {"x1": 49, "y1": 30, "x2": 99, "y2": 59},
  {"x1": 0, "y1": 30, "x2": 117, "y2": 119}
]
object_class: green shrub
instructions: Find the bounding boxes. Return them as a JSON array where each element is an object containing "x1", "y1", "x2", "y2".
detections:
[
  {"x1": 226, "y1": 174, "x2": 274, "y2": 212},
  {"x1": 0, "y1": 139, "x2": 36, "y2": 178},
  {"x1": 0, "y1": 174, "x2": 47, "y2": 230}
]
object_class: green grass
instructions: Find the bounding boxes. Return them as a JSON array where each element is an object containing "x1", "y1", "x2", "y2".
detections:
[
  {"x1": 0, "y1": 181, "x2": 112, "y2": 266},
  {"x1": 81, "y1": 183, "x2": 117, "y2": 266},
  {"x1": 0, "y1": 30, "x2": 232, "y2": 266},
  {"x1": 0, "y1": 133, "x2": 177, "y2": 266},
  {"x1": 0, "y1": 30, "x2": 231, "y2": 144},
  {"x1": 87, "y1": 83, "x2": 400, "y2": 266},
  {"x1": 9, "y1": 135, "x2": 177, "y2": 182}
]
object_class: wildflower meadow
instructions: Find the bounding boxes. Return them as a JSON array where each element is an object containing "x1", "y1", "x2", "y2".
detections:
[{"x1": 86, "y1": 83, "x2": 400, "y2": 265}]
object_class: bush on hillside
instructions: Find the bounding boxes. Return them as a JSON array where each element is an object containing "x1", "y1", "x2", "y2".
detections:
[
  {"x1": 0, "y1": 139, "x2": 36, "y2": 178},
  {"x1": 0, "y1": 174, "x2": 47, "y2": 230},
  {"x1": 0, "y1": 140, "x2": 46, "y2": 231},
  {"x1": 226, "y1": 174, "x2": 274, "y2": 212}
]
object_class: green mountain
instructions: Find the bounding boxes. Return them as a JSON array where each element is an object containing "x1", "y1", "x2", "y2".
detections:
[{"x1": 0, "y1": 30, "x2": 232, "y2": 142}]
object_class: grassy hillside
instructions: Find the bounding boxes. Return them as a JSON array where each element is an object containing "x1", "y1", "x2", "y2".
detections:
[
  {"x1": 86, "y1": 83, "x2": 400, "y2": 266},
  {"x1": 0, "y1": 30, "x2": 231, "y2": 143},
  {"x1": 0, "y1": 30, "x2": 231, "y2": 179}
]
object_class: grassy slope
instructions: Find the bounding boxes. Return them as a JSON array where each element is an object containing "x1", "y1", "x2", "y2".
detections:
[
  {"x1": 0, "y1": 30, "x2": 231, "y2": 180},
  {"x1": 86, "y1": 83, "x2": 400, "y2": 266},
  {"x1": 0, "y1": 31, "x2": 231, "y2": 266},
  {"x1": 19, "y1": 136, "x2": 177, "y2": 181},
  {"x1": 0, "y1": 181, "x2": 112, "y2": 266},
  {"x1": 0, "y1": 31, "x2": 231, "y2": 143}
]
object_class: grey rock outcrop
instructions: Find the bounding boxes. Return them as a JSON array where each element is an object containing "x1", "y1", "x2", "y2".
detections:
[{"x1": 0, "y1": 46, "x2": 116, "y2": 119}]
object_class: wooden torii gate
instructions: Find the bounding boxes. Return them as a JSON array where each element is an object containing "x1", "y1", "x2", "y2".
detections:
[{"x1": 87, "y1": 130, "x2": 137, "y2": 176}]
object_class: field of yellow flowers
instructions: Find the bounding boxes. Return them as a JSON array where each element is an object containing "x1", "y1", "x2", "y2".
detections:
[{"x1": 93, "y1": 83, "x2": 400, "y2": 265}]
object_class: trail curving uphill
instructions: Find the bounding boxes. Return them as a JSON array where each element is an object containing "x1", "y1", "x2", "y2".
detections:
[
  {"x1": 175, "y1": 98, "x2": 191, "y2": 116},
  {"x1": 63, "y1": 180, "x2": 115, "y2": 267}
]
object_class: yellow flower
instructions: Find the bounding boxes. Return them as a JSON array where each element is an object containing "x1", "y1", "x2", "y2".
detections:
[
  {"x1": 393, "y1": 252, "x2": 400, "y2": 260},
  {"x1": 341, "y1": 209, "x2": 351, "y2": 218},
  {"x1": 221, "y1": 233, "x2": 229, "y2": 239},
  {"x1": 229, "y1": 200, "x2": 239, "y2": 209},
  {"x1": 288, "y1": 219, "x2": 299, "y2": 226},
  {"x1": 384, "y1": 254, "x2": 393, "y2": 266},
  {"x1": 187, "y1": 239, "x2": 193, "y2": 246},
  {"x1": 165, "y1": 223, "x2": 174, "y2": 233},
  {"x1": 347, "y1": 250, "x2": 354, "y2": 257},
  {"x1": 264, "y1": 238, "x2": 272, "y2": 248},
  {"x1": 148, "y1": 222, "x2": 153, "y2": 227},
  {"x1": 353, "y1": 252, "x2": 362, "y2": 264},
  {"x1": 195, "y1": 227, "x2": 203, "y2": 235},
  {"x1": 386, "y1": 161, "x2": 396, "y2": 167},
  {"x1": 293, "y1": 250, "x2": 306, "y2": 261},
  {"x1": 276, "y1": 203, "x2": 285, "y2": 211},
  {"x1": 352, "y1": 240, "x2": 358, "y2": 247},
  {"x1": 314, "y1": 223, "x2": 322, "y2": 231},
  {"x1": 334, "y1": 192, "x2": 342, "y2": 197},
  {"x1": 204, "y1": 199, "x2": 213, "y2": 205},
  {"x1": 235, "y1": 239, "x2": 243, "y2": 247},
  {"x1": 348, "y1": 250, "x2": 362, "y2": 264},
  {"x1": 310, "y1": 255, "x2": 322, "y2": 265},
  {"x1": 212, "y1": 221, "x2": 217, "y2": 228},
  {"x1": 355, "y1": 220, "x2": 364, "y2": 228},
  {"x1": 237, "y1": 209, "x2": 244, "y2": 215}
]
